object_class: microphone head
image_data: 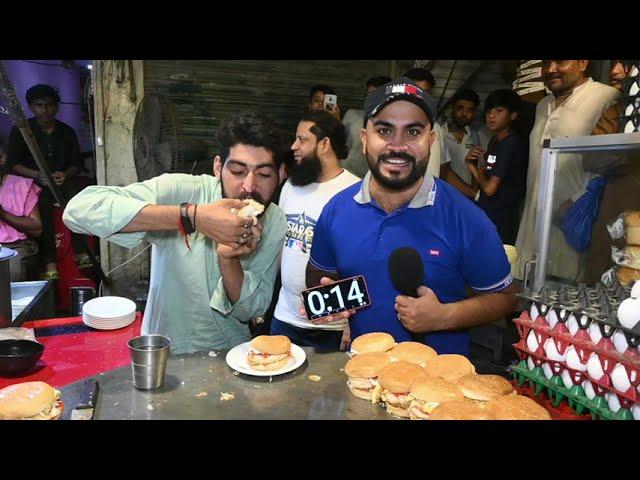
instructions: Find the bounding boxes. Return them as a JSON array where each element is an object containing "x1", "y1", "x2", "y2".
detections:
[{"x1": 388, "y1": 247, "x2": 424, "y2": 297}]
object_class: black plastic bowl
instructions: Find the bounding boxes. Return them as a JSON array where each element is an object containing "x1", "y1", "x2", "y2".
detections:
[{"x1": 0, "y1": 340, "x2": 45, "y2": 376}]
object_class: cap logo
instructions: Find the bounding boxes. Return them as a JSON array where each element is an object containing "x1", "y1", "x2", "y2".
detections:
[{"x1": 387, "y1": 84, "x2": 420, "y2": 97}]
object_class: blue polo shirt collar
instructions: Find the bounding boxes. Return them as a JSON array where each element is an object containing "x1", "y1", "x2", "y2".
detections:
[{"x1": 353, "y1": 171, "x2": 437, "y2": 208}]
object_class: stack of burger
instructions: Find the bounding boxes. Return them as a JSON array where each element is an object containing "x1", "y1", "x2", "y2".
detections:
[
  {"x1": 0, "y1": 381, "x2": 63, "y2": 420},
  {"x1": 246, "y1": 335, "x2": 292, "y2": 371},
  {"x1": 344, "y1": 332, "x2": 552, "y2": 420}
]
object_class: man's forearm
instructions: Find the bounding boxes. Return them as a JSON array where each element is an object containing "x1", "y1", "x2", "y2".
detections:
[
  {"x1": 12, "y1": 164, "x2": 38, "y2": 179},
  {"x1": 218, "y1": 257, "x2": 244, "y2": 304},
  {"x1": 438, "y1": 287, "x2": 518, "y2": 331},
  {"x1": 441, "y1": 164, "x2": 477, "y2": 199},
  {"x1": 0, "y1": 210, "x2": 42, "y2": 237},
  {"x1": 120, "y1": 204, "x2": 193, "y2": 232}
]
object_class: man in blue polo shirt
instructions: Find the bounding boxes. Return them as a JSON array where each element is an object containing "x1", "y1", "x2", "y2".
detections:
[{"x1": 305, "y1": 77, "x2": 518, "y2": 356}]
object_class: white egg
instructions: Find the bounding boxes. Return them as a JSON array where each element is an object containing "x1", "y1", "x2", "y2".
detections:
[
  {"x1": 582, "y1": 380, "x2": 596, "y2": 400},
  {"x1": 530, "y1": 304, "x2": 539, "y2": 321},
  {"x1": 617, "y1": 298, "x2": 640, "y2": 329},
  {"x1": 632, "y1": 404, "x2": 640, "y2": 421},
  {"x1": 586, "y1": 353, "x2": 605, "y2": 380},
  {"x1": 588, "y1": 322, "x2": 603, "y2": 345},
  {"x1": 561, "y1": 369, "x2": 574, "y2": 388},
  {"x1": 547, "y1": 309, "x2": 559, "y2": 329},
  {"x1": 613, "y1": 329, "x2": 629, "y2": 353},
  {"x1": 526, "y1": 330, "x2": 540, "y2": 353},
  {"x1": 607, "y1": 392, "x2": 621, "y2": 413},
  {"x1": 631, "y1": 280, "x2": 640, "y2": 299},
  {"x1": 611, "y1": 363, "x2": 631, "y2": 393},
  {"x1": 543, "y1": 338, "x2": 566, "y2": 362},
  {"x1": 567, "y1": 314, "x2": 579, "y2": 336},
  {"x1": 527, "y1": 356, "x2": 536, "y2": 371},
  {"x1": 565, "y1": 346, "x2": 587, "y2": 371},
  {"x1": 542, "y1": 362, "x2": 554, "y2": 379}
]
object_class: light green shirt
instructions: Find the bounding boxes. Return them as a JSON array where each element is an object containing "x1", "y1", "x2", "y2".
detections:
[{"x1": 63, "y1": 174, "x2": 287, "y2": 354}]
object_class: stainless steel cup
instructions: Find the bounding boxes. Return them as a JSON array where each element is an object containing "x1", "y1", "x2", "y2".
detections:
[{"x1": 127, "y1": 335, "x2": 171, "y2": 390}]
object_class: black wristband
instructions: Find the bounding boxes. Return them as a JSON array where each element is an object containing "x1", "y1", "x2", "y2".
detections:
[
  {"x1": 179, "y1": 202, "x2": 195, "y2": 235},
  {"x1": 193, "y1": 204, "x2": 198, "y2": 231}
]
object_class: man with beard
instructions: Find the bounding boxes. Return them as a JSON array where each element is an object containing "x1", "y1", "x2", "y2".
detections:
[
  {"x1": 441, "y1": 89, "x2": 485, "y2": 199},
  {"x1": 63, "y1": 112, "x2": 288, "y2": 354},
  {"x1": 305, "y1": 78, "x2": 518, "y2": 356},
  {"x1": 270, "y1": 111, "x2": 359, "y2": 351},
  {"x1": 514, "y1": 60, "x2": 619, "y2": 283}
]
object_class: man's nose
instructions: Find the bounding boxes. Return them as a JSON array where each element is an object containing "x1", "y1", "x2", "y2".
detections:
[{"x1": 242, "y1": 172, "x2": 257, "y2": 192}]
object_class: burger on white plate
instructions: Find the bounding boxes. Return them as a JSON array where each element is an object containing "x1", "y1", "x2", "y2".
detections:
[
  {"x1": 408, "y1": 375, "x2": 464, "y2": 420},
  {"x1": 377, "y1": 361, "x2": 427, "y2": 418},
  {"x1": 389, "y1": 341, "x2": 438, "y2": 367},
  {"x1": 0, "y1": 381, "x2": 63, "y2": 420},
  {"x1": 350, "y1": 332, "x2": 395, "y2": 355},
  {"x1": 456, "y1": 374, "x2": 515, "y2": 403},
  {"x1": 425, "y1": 354, "x2": 475, "y2": 383},
  {"x1": 247, "y1": 335, "x2": 292, "y2": 371},
  {"x1": 344, "y1": 352, "x2": 392, "y2": 402},
  {"x1": 485, "y1": 394, "x2": 551, "y2": 420}
]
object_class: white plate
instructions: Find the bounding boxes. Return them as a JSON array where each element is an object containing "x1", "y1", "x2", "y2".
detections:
[
  {"x1": 225, "y1": 342, "x2": 306, "y2": 376},
  {"x1": 83, "y1": 296, "x2": 136, "y2": 319},
  {"x1": 83, "y1": 313, "x2": 135, "y2": 330}
]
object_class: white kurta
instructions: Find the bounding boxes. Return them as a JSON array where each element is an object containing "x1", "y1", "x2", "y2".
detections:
[{"x1": 515, "y1": 78, "x2": 619, "y2": 282}]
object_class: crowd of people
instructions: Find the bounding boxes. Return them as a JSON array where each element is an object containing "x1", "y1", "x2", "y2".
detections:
[{"x1": 2, "y1": 60, "x2": 634, "y2": 357}]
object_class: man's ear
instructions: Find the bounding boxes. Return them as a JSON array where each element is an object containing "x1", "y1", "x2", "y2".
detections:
[
  {"x1": 510, "y1": 112, "x2": 518, "y2": 122},
  {"x1": 213, "y1": 155, "x2": 222, "y2": 177},
  {"x1": 359, "y1": 128, "x2": 367, "y2": 154},
  {"x1": 278, "y1": 162, "x2": 287, "y2": 184}
]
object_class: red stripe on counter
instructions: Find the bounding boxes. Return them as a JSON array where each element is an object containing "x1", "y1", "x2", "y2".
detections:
[{"x1": 0, "y1": 313, "x2": 142, "y2": 389}]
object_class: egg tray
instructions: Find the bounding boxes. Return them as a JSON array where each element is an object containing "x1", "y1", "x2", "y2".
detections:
[
  {"x1": 522, "y1": 296, "x2": 640, "y2": 347},
  {"x1": 511, "y1": 361, "x2": 634, "y2": 420},
  {"x1": 513, "y1": 310, "x2": 640, "y2": 405}
]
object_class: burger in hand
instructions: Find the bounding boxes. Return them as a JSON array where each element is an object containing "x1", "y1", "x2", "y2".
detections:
[
  {"x1": 344, "y1": 352, "x2": 392, "y2": 403},
  {"x1": 247, "y1": 335, "x2": 292, "y2": 371},
  {"x1": 0, "y1": 381, "x2": 63, "y2": 420}
]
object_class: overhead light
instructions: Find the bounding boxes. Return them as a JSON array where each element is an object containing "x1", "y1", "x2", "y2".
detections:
[{"x1": 87, "y1": 64, "x2": 93, "y2": 70}]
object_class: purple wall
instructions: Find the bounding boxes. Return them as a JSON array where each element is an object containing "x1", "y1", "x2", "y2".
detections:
[{"x1": 0, "y1": 60, "x2": 86, "y2": 149}]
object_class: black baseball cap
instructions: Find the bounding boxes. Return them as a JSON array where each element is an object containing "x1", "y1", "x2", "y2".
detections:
[{"x1": 364, "y1": 77, "x2": 436, "y2": 126}]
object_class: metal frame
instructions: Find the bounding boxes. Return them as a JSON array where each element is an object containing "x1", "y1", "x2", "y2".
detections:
[{"x1": 528, "y1": 132, "x2": 640, "y2": 292}]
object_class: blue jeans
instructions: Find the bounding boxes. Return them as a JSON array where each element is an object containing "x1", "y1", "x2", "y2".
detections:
[{"x1": 270, "y1": 317, "x2": 342, "y2": 352}]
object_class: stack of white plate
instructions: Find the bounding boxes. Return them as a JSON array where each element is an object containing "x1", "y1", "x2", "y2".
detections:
[{"x1": 82, "y1": 296, "x2": 136, "y2": 330}]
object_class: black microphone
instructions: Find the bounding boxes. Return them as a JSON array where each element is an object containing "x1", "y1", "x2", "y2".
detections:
[{"x1": 388, "y1": 247, "x2": 425, "y2": 342}]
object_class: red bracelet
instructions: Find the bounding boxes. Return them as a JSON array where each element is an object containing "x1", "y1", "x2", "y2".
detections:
[{"x1": 177, "y1": 205, "x2": 192, "y2": 252}]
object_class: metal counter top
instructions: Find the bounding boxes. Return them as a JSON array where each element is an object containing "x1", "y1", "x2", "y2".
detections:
[{"x1": 59, "y1": 348, "x2": 394, "y2": 420}]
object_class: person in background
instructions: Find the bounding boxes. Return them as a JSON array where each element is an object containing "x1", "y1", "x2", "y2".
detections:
[
  {"x1": 514, "y1": 60, "x2": 619, "y2": 283},
  {"x1": 341, "y1": 75, "x2": 391, "y2": 178},
  {"x1": 272, "y1": 110, "x2": 360, "y2": 351},
  {"x1": 0, "y1": 141, "x2": 43, "y2": 280},
  {"x1": 441, "y1": 88, "x2": 485, "y2": 199},
  {"x1": 466, "y1": 89, "x2": 527, "y2": 245},
  {"x1": 7, "y1": 84, "x2": 88, "y2": 279}
]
